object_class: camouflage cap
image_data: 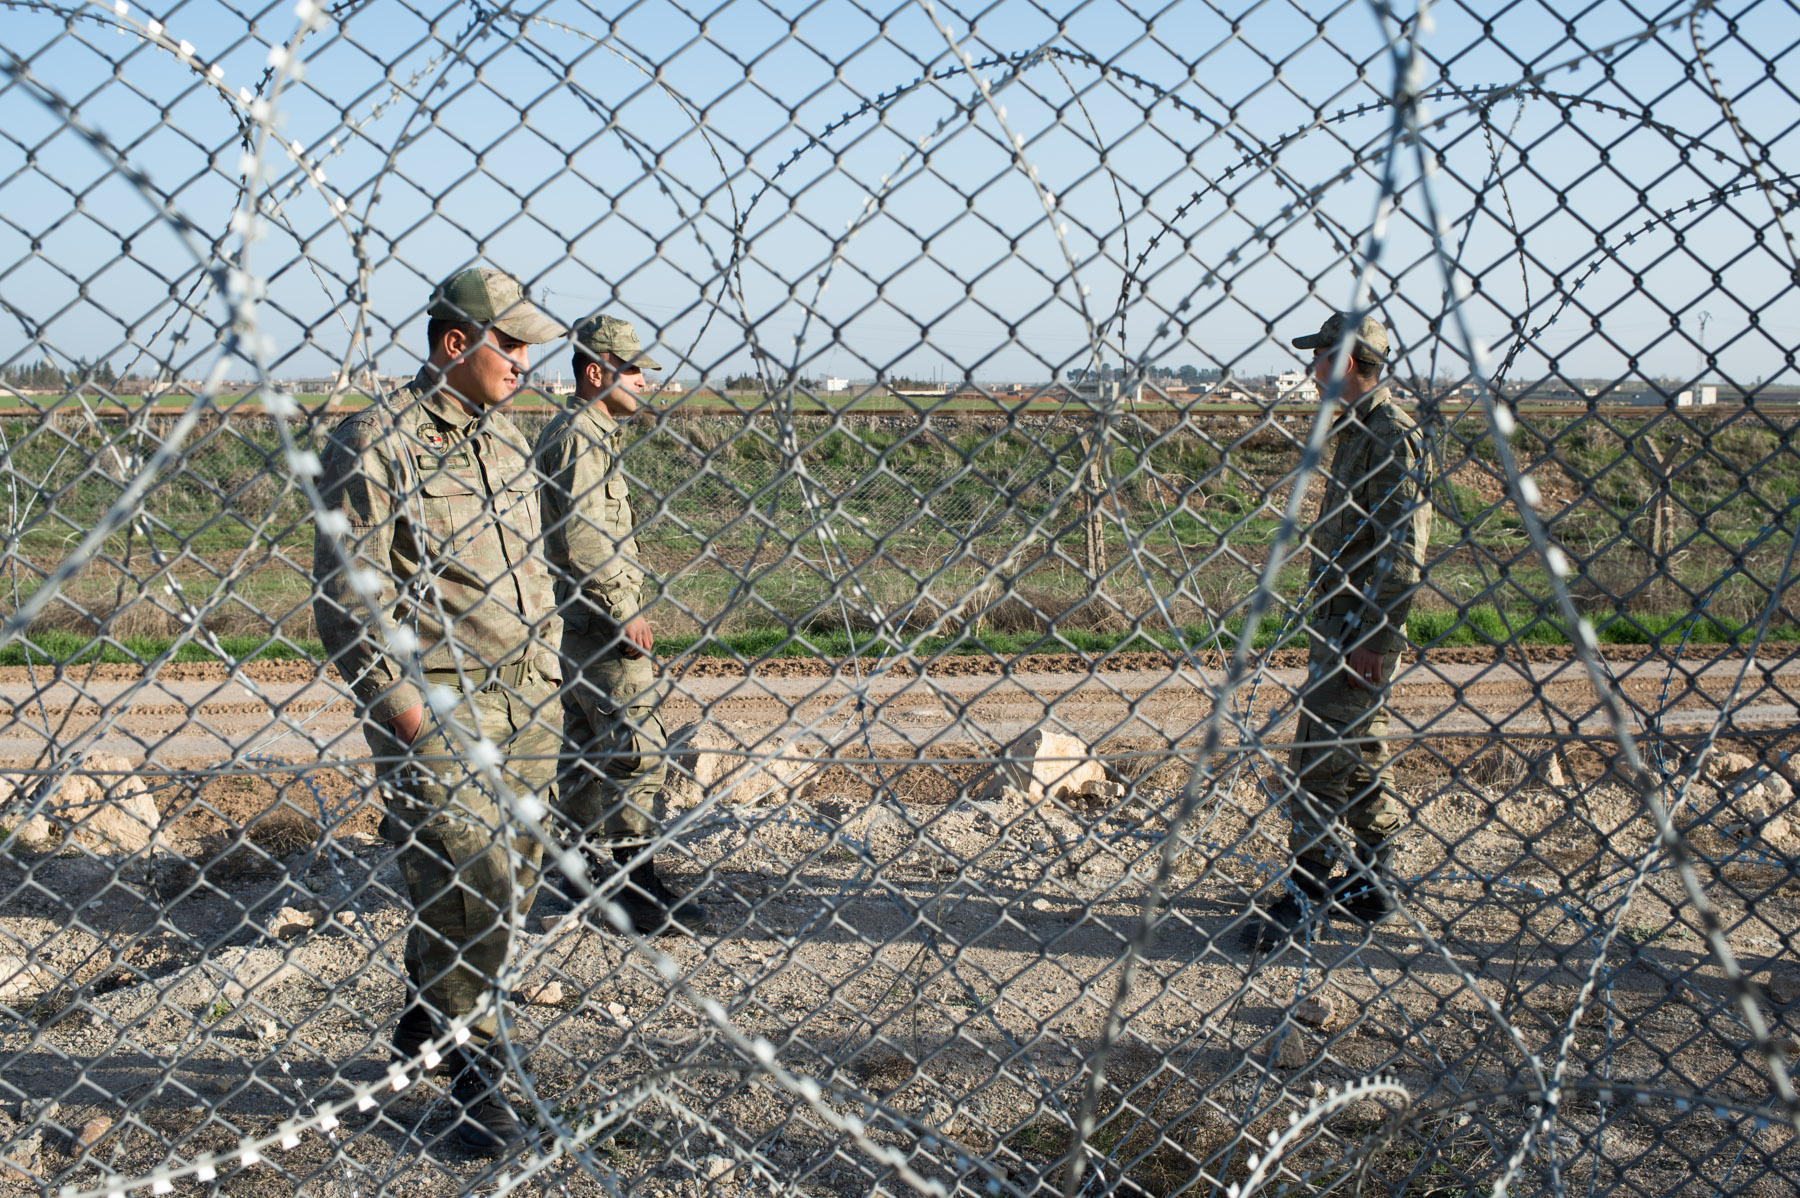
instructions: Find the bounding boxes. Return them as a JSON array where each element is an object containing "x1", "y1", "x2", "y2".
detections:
[
  {"x1": 573, "y1": 314, "x2": 665, "y2": 372},
  {"x1": 1291, "y1": 312, "x2": 1390, "y2": 366},
  {"x1": 428, "y1": 268, "x2": 565, "y2": 344}
]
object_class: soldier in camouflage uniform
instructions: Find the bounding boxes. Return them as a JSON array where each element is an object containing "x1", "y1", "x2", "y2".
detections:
[
  {"x1": 537, "y1": 315, "x2": 720, "y2": 937},
  {"x1": 313, "y1": 267, "x2": 565, "y2": 1152},
  {"x1": 1246, "y1": 312, "x2": 1432, "y2": 948}
]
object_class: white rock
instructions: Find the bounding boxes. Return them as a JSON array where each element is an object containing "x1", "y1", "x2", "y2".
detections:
[
  {"x1": 1294, "y1": 994, "x2": 1334, "y2": 1028},
  {"x1": 0, "y1": 954, "x2": 49, "y2": 1000},
  {"x1": 2, "y1": 755, "x2": 162, "y2": 855},
  {"x1": 3, "y1": 811, "x2": 58, "y2": 853},
  {"x1": 521, "y1": 980, "x2": 563, "y2": 1005},
  {"x1": 660, "y1": 722, "x2": 821, "y2": 811},
  {"x1": 605, "y1": 1001, "x2": 628, "y2": 1018},
  {"x1": 271, "y1": 906, "x2": 317, "y2": 939},
  {"x1": 1705, "y1": 751, "x2": 1756, "y2": 781},
  {"x1": 700, "y1": 1155, "x2": 736, "y2": 1180},
  {"x1": 1001, "y1": 730, "x2": 1114, "y2": 803}
]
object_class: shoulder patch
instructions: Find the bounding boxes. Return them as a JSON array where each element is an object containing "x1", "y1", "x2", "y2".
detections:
[{"x1": 329, "y1": 410, "x2": 387, "y2": 446}]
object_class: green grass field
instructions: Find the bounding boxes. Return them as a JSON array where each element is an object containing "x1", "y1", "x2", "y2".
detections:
[
  {"x1": 4, "y1": 606, "x2": 1788, "y2": 668},
  {"x1": 2, "y1": 401, "x2": 1794, "y2": 668}
]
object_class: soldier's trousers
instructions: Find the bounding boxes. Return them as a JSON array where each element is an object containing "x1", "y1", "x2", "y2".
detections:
[
  {"x1": 557, "y1": 631, "x2": 666, "y2": 845},
  {"x1": 1287, "y1": 652, "x2": 1406, "y2": 867},
  {"x1": 367, "y1": 666, "x2": 560, "y2": 1047}
]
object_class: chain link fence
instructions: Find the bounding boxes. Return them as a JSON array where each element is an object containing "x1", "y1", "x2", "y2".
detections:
[{"x1": 2, "y1": 0, "x2": 1799, "y2": 1193}]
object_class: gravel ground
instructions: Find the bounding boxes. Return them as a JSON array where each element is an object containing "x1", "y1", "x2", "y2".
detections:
[{"x1": 2, "y1": 732, "x2": 1798, "y2": 1196}]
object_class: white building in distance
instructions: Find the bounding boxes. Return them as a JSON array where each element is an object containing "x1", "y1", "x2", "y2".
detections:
[{"x1": 1276, "y1": 368, "x2": 1319, "y2": 403}]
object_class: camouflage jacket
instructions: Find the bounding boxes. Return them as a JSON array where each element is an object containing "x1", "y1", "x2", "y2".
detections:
[
  {"x1": 1308, "y1": 386, "x2": 1433, "y2": 653},
  {"x1": 534, "y1": 402, "x2": 648, "y2": 639},
  {"x1": 312, "y1": 371, "x2": 560, "y2": 723}
]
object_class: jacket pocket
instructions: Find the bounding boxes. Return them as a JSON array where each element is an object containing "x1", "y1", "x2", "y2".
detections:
[{"x1": 418, "y1": 469, "x2": 484, "y2": 553}]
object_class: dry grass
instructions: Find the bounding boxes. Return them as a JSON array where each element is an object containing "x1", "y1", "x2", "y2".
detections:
[
  {"x1": 1465, "y1": 740, "x2": 1563, "y2": 790},
  {"x1": 245, "y1": 805, "x2": 323, "y2": 857},
  {"x1": 17, "y1": 569, "x2": 318, "y2": 645},
  {"x1": 182, "y1": 802, "x2": 323, "y2": 884}
]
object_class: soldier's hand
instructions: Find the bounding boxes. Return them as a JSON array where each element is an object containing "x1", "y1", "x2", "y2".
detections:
[
  {"x1": 389, "y1": 704, "x2": 425, "y2": 745},
  {"x1": 1346, "y1": 646, "x2": 1384, "y2": 689},
  {"x1": 621, "y1": 616, "x2": 655, "y2": 659}
]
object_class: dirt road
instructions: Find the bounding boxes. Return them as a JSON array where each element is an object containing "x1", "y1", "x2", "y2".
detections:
[{"x1": 0, "y1": 648, "x2": 1791, "y2": 768}]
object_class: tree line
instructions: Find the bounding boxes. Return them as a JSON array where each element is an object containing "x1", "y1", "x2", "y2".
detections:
[
  {"x1": 1065, "y1": 363, "x2": 1225, "y2": 384},
  {"x1": 1, "y1": 358, "x2": 135, "y2": 390}
]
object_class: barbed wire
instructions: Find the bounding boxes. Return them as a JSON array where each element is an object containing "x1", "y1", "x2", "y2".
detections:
[{"x1": 2, "y1": 0, "x2": 1798, "y2": 1194}]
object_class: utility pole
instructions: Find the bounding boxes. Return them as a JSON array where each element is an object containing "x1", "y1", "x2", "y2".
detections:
[{"x1": 1696, "y1": 310, "x2": 1712, "y2": 383}]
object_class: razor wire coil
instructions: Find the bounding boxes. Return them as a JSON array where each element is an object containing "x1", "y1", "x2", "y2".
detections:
[{"x1": 2, "y1": 0, "x2": 1800, "y2": 1195}]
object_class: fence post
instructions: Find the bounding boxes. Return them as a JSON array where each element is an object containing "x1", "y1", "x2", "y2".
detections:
[
  {"x1": 1082, "y1": 392, "x2": 1110, "y2": 586},
  {"x1": 1640, "y1": 434, "x2": 1686, "y2": 602}
]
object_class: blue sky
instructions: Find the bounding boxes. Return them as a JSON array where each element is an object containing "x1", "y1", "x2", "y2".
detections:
[{"x1": 1, "y1": 0, "x2": 1795, "y2": 391}]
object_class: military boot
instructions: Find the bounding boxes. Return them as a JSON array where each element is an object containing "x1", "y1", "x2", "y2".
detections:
[
  {"x1": 607, "y1": 845, "x2": 724, "y2": 937},
  {"x1": 1333, "y1": 837, "x2": 1399, "y2": 925},
  {"x1": 391, "y1": 1002, "x2": 442, "y2": 1075},
  {"x1": 1238, "y1": 860, "x2": 1330, "y2": 951},
  {"x1": 449, "y1": 1046, "x2": 525, "y2": 1155}
]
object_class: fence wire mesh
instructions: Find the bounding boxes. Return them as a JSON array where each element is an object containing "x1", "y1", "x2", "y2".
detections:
[{"x1": 2, "y1": 0, "x2": 1800, "y2": 1194}]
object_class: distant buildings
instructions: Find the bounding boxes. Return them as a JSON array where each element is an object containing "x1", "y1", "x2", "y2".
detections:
[
  {"x1": 1066, "y1": 378, "x2": 1144, "y2": 404},
  {"x1": 282, "y1": 374, "x2": 406, "y2": 397},
  {"x1": 1275, "y1": 369, "x2": 1319, "y2": 403}
]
